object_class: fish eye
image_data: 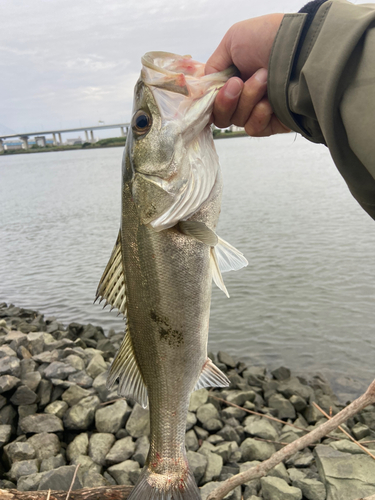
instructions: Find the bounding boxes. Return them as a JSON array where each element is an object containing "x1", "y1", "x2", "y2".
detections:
[{"x1": 132, "y1": 110, "x2": 152, "y2": 134}]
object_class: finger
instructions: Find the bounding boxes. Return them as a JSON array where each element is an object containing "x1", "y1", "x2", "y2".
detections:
[
  {"x1": 231, "y1": 68, "x2": 268, "y2": 127},
  {"x1": 245, "y1": 99, "x2": 291, "y2": 137},
  {"x1": 212, "y1": 77, "x2": 243, "y2": 128}
]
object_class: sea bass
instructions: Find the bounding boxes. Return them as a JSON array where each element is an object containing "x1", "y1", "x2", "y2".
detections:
[{"x1": 96, "y1": 52, "x2": 247, "y2": 500}]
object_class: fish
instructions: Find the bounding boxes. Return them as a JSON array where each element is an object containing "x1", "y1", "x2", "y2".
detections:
[{"x1": 95, "y1": 51, "x2": 248, "y2": 500}]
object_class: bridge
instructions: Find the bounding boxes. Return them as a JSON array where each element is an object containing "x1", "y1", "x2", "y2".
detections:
[{"x1": 0, "y1": 122, "x2": 130, "y2": 150}]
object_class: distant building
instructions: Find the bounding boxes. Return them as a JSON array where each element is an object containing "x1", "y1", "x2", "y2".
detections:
[
  {"x1": 65, "y1": 137, "x2": 83, "y2": 145},
  {"x1": 229, "y1": 125, "x2": 244, "y2": 132},
  {"x1": 4, "y1": 138, "x2": 54, "y2": 150}
]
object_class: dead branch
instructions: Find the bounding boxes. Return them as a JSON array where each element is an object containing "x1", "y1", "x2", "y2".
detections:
[
  {"x1": 207, "y1": 379, "x2": 375, "y2": 500},
  {"x1": 0, "y1": 485, "x2": 133, "y2": 500}
]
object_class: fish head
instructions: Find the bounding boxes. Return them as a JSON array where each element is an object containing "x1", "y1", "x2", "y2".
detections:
[{"x1": 125, "y1": 51, "x2": 237, "y2": 230}]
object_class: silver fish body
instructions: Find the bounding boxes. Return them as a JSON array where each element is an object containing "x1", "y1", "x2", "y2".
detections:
[{"x1": 96, "y1": 52, "x2": 247, "y2": 500}]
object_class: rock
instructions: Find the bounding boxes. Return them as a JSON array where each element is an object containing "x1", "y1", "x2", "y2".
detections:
[
  {"x1": 239, "y1": 461, "x2": 261, "y2": 495},
  {"x1": 61, "y1": 385, "x2": 92, "y2": 406},
  {"x1": 204, "y1": 418, "x2": 223, "y2": 432},
  {"x1": 187, "y1": 450, "x2": 207, "y2": 485},
  {"x1": 261, "y1": 476, "x2": 302, "y2": 500},
  {"x1": 194, "y1": 426, "x2": 209, "y2": 441},
  {"x1": 63, "y1": 395, "x2": 100, "y2": 430},
  {"x1": 0, "y1": 394, "x2": 6, "y2": 410},
  {"x1": 68, "y1": 370, "x2": 93, "y2": 388},
  {"x1": 286, "y1": 449, "x2": 315, "y2": 468},
  {"x1": 0, "y1": 424, "x2": 12, "y2": 447},
  {"x1": 44, "y1": 400, "x2": 69, "y2": 419},
  {"x1": 6, "y1": 441, "x2": 36, "y2": 462},
  {"x1": 189, "y1": 389, "x2": 209, "y2": 412},
  {"x1": 126, "y1": 403, "x2": 150, "y2": 438},
  {"x1": 133, "y1": 435, "x2": 150, "y2": 467},
  {"x1": 244, "y1": 416, "x2": 279, "y2": 441},
  {"x1": 86, "y1": 354, "x2": 107, "y2": 379},
  {"x1": 290, "y1": 395, "x2": 307, "y2": 412},
  {"x1": 197, "y1": 403, "x2": 220, "y2": 425},
  {"x1": 18, "y1": 404, "x2": 37, "y2": 421},
  {"x1": 106, "y1": 436, "x2": 136, "y2": 464},
  {"x1": 0, "y1": 374, "x2": 20, "y2": 393},
  {"x1": 217, "y1": 351, "x2": 236, "y2": 368},
  {"x1": 351, "y1": 422, "x2": 370, "y2": 440},
  {"x1": 7, "y1": 459, "x2": 40, "y2": 482},
  {"x1": 199, "y1": 449, "x2": 223, "y2": 484},
  {"x1": 107, "y1": 459, "x2": 140, "y2": 485},
  {"x1": 17, "y1": 472, "x2": 45, "y2": 491},
  {"x1": 40, "y1": 454, "x2": 66, "y2": 472},
  {"x1": 95, "y1": 399, "x2": 130, "y2": 434},
  {"x1": 221, "y1": 406, "x2": 247, "y2": 422},
  {"x1": 20, "y1": 414, "x2": 63, "y2": 433},
  {"x1": 268, "y1": 394, "x2": 296, "y2": 420},
  {"x1": 37, "y1": 379, "x2": 53, "y2": 407},
  {"x1": 271, "y1": 366, "x2": 291, "y2": 381},
  {"x1": 27, "y1": 332, "x2": 45, "y2": 355},
  {"x1": 214, "y1": 441, "x2": 239, "y2": 464},
  {"x1": 38, "y1": 465, "x2": 82, "y2": 491},
  {"x1": 315, "y1": 444, "x2": 375, "y2": 499},
  {"x1": 185, "y1": 429, "x2": 199, "y2": 451},
  {"x1": 44, "y1": 361, "x2": 77, "y2": 380},
  {"x1": 22, "y1": 371, "x2": 42, "y2": 392},
  {"x1": 207, "y1": 435, "x2": 225, "y2": 445},
  {"x1": 200, "y1": 481, "x2": 241, "y2": 500},
  {"x1": 10, "y1": 385, "x2": 37, "y2": 405},
  {"x1": 88, "y1": 432, "x2": 115, "y2": 465},
  {"x1": 2, "y1": 355, "x2": 25, "y2": 375},
  {"x1": 0, "y1": 405, "x2": 17, "y2": 427},
  {"x1": 33, "y1": 350, "x2": 59, "y2": 364},
  {"x1": 186, "y1": 411, "x2": 197, "y2": 431},
  {"x1": 226, "y1": 390, "x2": 256, "y2": 406},
  {"x1": 82, "y1": 469, "x2": 110, "y2": 487},
  {"x1": 277, "y1": 377, "x2": 314, "y2": 401},
  {"x1": 0, "y1": 345, "x2": 17, "y2": 358},
  {"x1": 64, "y1": 354, "x2": 85, "y2": 371},
  {"x1": 66, "y1": 433, "x2": 89, "y2": 461},
  {"x1": 288, "y1": 468, "x2": 326, "y2": 500},
  {"x1": 329, "y1": 439, "x2": 367, "y2": 454},
  {"x1": 71, "y1": 454, "x2": 102, "y2": 481},
  {"x1": 240, "y1": 438, "x2": 276, "y2": 462},
  {"x1": 28, "y1": 432, "x2": 61, "y2": 459}
]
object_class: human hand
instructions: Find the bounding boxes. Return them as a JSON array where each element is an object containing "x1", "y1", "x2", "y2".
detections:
[{"x1": 206, "y1": 14, "x2": 291, "y2": 136}]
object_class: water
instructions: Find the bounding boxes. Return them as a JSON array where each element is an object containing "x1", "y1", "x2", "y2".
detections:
[{"x1": 1, "y1": 136, "x2": 374, "y2": 398}]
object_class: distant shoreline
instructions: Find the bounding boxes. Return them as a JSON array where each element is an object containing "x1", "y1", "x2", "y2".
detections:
[{"x1": 0, "y1": 131, "x2": 248, "y2": 156}]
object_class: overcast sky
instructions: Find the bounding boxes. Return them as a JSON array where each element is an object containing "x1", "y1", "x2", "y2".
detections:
[{"x1": 0, "y1": 0, "x2": 352, "y2": 137}]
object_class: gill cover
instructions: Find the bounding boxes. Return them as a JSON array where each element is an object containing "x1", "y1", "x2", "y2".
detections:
[{"x1": 129, "y1": 51, "x2": 236, "y2": 231}]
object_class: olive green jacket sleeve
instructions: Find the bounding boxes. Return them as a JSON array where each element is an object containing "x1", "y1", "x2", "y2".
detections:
[{"x1": 268, "y1": 0, "x2": 375, "y2": 219}]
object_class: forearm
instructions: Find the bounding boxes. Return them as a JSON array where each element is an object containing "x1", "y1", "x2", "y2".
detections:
[{"x1": 268, "y1": 0, "x2": 375, "y2": 219}]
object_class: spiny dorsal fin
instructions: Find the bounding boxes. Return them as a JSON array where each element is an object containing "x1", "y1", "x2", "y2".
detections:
[
  {"x1": 107, "y1": 327, "x2": 148, "y2": 408},
  {"x1": 95, "y1": 230, "x2": 127, "y2": 317},
  {"x1": 194, "y1": 358, "x2": 230, "y2": 391}
]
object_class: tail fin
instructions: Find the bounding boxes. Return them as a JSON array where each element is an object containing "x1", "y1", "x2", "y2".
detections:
[{"x1": 128, "y1": 464, "x2": 201, "y2": 500}]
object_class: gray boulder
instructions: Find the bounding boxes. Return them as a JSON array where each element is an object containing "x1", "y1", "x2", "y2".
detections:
[
  {"x1": 189, "y1": 389, "x2": 209, "y2": 412},
  {"x1": 0, "y1": 424, "x2": 12, "y2": 447},
  {"x1": 200, "y1": 481, "x2": 241, "y2": 500},
  {"x1": 240, "y1": 438, "x2": 276, "y2": 462},
  {"x1": 126, "y1": 403, "x2": 150, "y2": 438},
  {"x1": 217, "y1": 351, "x2": 236, "y2": 368},
  {"x1": 66, "y1": 433, "x2": 89, "y2": 462},
  {"x1": 40, "y1": 454, "x2": 66, "y2": 472},
  {"x1": 268, "y1": 394, "x2": 296, "y2": 420},
  {"x1": 95, "y1": 399, "x2": 130, "y2": 433},
  {"x1": 19, "y1": 414, "x2": 63, "y2": 434},
  {"x1": 64, "y1": 354, "x2": 85, "y2": 371},
  {"x1": 7, "y1": 459, "x2": 40, "y2": 482},
  {"x1": 28, "y1": 432, "x2": 61, "y2": 460},
  {"x1": 106, "y1": 436, "x2": 136, "y2": 464},
  {"x1": 186, "y1": 411, "x2": 198, "y2": 430},
  {"x1": 271, "y1": 366, "x2": 291, "y2": 381},
  {"x1": 10, "y1": 385, "x2": 37, "y2": 405},
  {"x1": 197, "y1": 403, "x2": 220, "y2": 425},
  {"x1": 133, "y1": 435, "x2": 150, "y2": 467},
  {"x1": 81, "y1": 469, "x2": 110, "y2": 487},
  {"x1": 226, "y1": 390, "x2": 256, "y2": 406},
  {"x1": 38, "y1": 465, "x2": 82, "y2": 491},
  {"x1": 44, "y1": 361, "x2": 77, "y2": 380},
  {"x1": 244, "y1": 416, "x2": 279, "y2": 441},
  {"x1": 5, "y1": 441, "x2": 36, "y2": 462},
  {"x1": 0, "y1": 375, "x2": 20, "y2": 393},
  {"x1": 88, "y1": 432, "x2": 115, "y2": 466},
  {"x1": 288, "y1": 468, "x2": 326, "y2": 500},
  {"x1": 44, "y1": 400, "x2": 69, "y2": 419},
  {"x1": 22, "y1": 371, "x2": 42, "y2": 392},
  {"x1": 239, "y1": 461, "x2": 261, "y2": 496},
  {"x1": 86, "y1": 354, "x2": 107, "y2": 379},
  {"x1": 17, "y1": 472, "x2": 46, "y2": 491},
  {"x1": 61, "y1": 385, "x2": 92, "y2": 406},
  {"x1": 185, "y1": 429, "x2": 199, "y2": 451},
  {"x1": 68, "y1": 370, "x2": 93, "y2": 388},
  {"x1": 315, "y1": 444, "x2": 375, "y2": 500},
  {"x1": 63, "y1": 395, "x2": 100, "y2": 430},
  {"x1": 261, "y1": 476, "x2": 302, "y2": 500},
  {"x1": 107, "y1": 459, "x2": 140, "y2": 485},
  {"x1": 71, "y1": 454, "x2": 102, "y2": 476},
  {"x1": 0, "y1": 355, "x2": 21, "y2": 377},
  {"x1": 187, "y1": 450, "x2": 207, "y2": 485},
  {"x1": 198, "y1": 446, "x2": 223, "y2": 484}
]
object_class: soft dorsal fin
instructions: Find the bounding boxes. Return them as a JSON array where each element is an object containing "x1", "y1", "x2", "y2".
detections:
[
  {"x1": 95, "y1": 230, "x2": 127, "y2": 317},
  {"x1": 179, "y1": 221, "x2": 248, "y2": 297},
  {"x1": 194, "y1": 358, "x2": 230, "y2": 391},
  {"x1": 107, "y1": 327, "x2": 148, "y2": 409}
]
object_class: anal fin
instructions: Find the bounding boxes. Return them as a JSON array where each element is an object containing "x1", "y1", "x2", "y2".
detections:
[
  {"x1": 194, "y1": 358, "x2": 230, "y2": 391},
  {"x1": 107, "y1": 327, "x2": 148, "y2": 409},
  {"x1": 95, "y1": 230, "x2": 127, "y2": 317}
]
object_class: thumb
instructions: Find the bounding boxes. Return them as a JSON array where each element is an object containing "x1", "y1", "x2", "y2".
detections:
[{"x1": 205, "y1": 38, "x2": 233, "y2": 75}]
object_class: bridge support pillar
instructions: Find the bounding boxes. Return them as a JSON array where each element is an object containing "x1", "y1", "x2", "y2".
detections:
[
  {"x1": 120, "y1": 126, "x2": 126, "y2": 137},
  {"x1": 85, "y1": 130, "x2": 89, "y2": 142},
  {"x1": 0, "y1": 139, "x2": 3, "y2": 153},
  {"x1": 58, "y1": 133, "x2": 62, "y2": 144},
  {"x1": 20, "y1": 136, "x2": 29, "y2": 150},
  {"x1": 90, "y1": 130, "x2": 95, "y2": 142},
  {"x1": 52, "y1": 133, "x2": 57, "y2": 146}
]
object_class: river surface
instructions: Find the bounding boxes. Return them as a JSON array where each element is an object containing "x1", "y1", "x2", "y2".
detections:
[{"x1": 1, "y1": 136, "x2": 374, "y2": 399}]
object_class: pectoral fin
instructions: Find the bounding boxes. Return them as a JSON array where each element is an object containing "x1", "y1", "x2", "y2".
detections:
[
  {"x1": 194, "y1": 358, "x2": 230, "y2": 391},
  {"x1": 107, "y1": 327, "x2": 148, "y2": 409},
  {"x1": 179, "y1": 221, "x2": 248, "y2": 297},
  {"x1": 95, "y1": 230, "x2": 127, "y2": 317}
]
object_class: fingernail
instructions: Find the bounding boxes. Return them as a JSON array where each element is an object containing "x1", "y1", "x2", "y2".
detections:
[
  {"x1": 254, "y1": 68, "x2": 268, "y2": 84},
  {"x1": 223, "y1": 78, "x2": 242, "y2": 99}
]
